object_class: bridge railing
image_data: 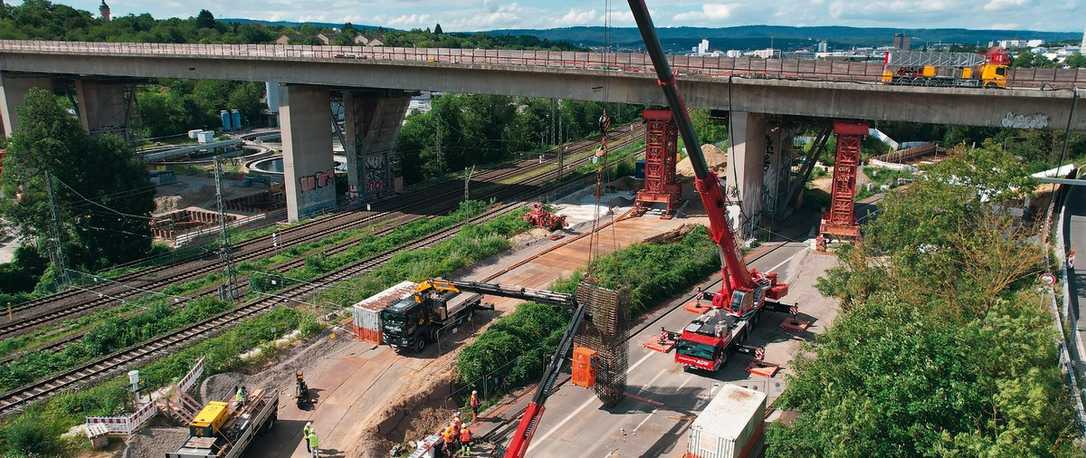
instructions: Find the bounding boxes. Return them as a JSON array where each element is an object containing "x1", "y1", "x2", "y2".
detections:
[{"x1": 0, "y1": 40, "x2": 1082, "y2": 89}]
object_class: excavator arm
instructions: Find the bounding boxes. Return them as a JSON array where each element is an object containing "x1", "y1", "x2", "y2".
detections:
[{"x1": 415, "y1": 279, "x2": 583, "y2": 458}]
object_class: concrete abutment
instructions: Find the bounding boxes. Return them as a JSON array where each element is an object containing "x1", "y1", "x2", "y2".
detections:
[{"x1": 280, "y1": 84, "x2": 336, "y2": 222}]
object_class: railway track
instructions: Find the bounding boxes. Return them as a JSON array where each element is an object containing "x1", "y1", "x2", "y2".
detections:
[
  {"x1": 0, "y1": 132, "x2": 644, "y2": 394},
  {"x1": 0, "y1": 126, "x2": 642, "y2": 341}
]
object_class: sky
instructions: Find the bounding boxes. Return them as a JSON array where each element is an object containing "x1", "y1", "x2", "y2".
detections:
[{"x1": 17, "y1": 0, "x2": 1086, "y2": 33}]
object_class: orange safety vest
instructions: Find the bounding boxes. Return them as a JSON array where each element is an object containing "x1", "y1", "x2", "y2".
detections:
[{"x1": 459, "y1": 428, "x2": 472, "y2": 444}]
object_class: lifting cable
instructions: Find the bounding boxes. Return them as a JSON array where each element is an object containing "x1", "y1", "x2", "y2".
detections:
[{"x1": 586, "y1": 0, "x2": 615, "y2": 271}]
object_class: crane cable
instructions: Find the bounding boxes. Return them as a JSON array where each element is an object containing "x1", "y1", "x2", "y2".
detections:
[{"x1": 586, "y1": 0, "x2": 615, "y2": 272}]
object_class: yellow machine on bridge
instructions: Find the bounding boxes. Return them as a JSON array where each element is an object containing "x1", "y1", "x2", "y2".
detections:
[{"x1": 881, "y1": 47, "x2": 1011, "y2": 88}]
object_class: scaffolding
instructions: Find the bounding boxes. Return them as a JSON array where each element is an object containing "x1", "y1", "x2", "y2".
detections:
[{"x1": 574, "y1": 282, "x2": 628, "y2": 407}]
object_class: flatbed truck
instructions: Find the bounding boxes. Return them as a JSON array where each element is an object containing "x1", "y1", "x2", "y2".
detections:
[{"x1": 166, "y1": 389, "x2": 278, "y2": 458}]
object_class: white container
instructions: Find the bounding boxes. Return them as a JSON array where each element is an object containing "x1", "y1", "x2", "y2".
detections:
[
  {"x1": 196, "y1": 130, "x2": 215, "y2": 144},
  {"x1": 686, "y1": 384, "x2": 766, "y2": 458},
  {"x1": 351, "y1": 281, "x2": 416, "y2": 342}
]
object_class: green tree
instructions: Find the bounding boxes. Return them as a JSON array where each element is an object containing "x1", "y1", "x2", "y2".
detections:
[
  {"x1": 433, "y1": 23, "x2": 443, "y2": 35},
  {"x1": 1065, "y1": 52, "x2": 1086, "y2": 69},
  {"x1": 195, "y1": 9, "x2": 216, "y2": 29},
  {"x1": 0, "y1": 88, "x2": 154, "y2": 272}
]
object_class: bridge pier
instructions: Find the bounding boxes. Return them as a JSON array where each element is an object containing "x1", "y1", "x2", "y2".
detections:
[
  {"x1": 280, "y1": 85, "x2": 336, "y2": 222},
  {"x1": 0, "y1": 73, "x2": 53, "y2": 138},
  {"x1": 342, "y1": 90, "x2": 411, "y2": 202},
  {"x1": 74, "y1": 79, "x2": 135, "y2": 140},
  {"x1": 728, "y1": 111, "x2": 767, "y2": 238}
]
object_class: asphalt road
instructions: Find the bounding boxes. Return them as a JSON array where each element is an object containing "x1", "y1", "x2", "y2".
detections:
[
  {"x1": 1067, "y1": 186, "x2": 1086, "y2": 339},
  {"x1": 501, "y1": 241, "x2": 817, "y2": 457}
]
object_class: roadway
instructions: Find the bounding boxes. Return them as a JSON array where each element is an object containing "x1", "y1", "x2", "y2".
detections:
[
  {"x1": 491, "y1": 241, "x2": 840, "y2": 457},
  {"x1": 1067, "y1": 186, "x2": 1086, "y2": 345}
]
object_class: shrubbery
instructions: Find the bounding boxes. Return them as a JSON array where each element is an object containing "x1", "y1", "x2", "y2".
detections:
[
  {"x1": 456, "y1": 226, "x2": 719, "y2": 394},
  {"x1": 317, "y1": 206, "x2": 532, "y2": 307},
  {"x1": 767, "y1": 145, "x2": 1078, "y2": 456},
  {"x1": 0, "y1": 306, "x2": 317, "y2": 456}
]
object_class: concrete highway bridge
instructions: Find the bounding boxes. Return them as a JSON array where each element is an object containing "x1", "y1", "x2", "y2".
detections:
[{"x1": 1, "y1": 40, "x2": 1083, "y2": 225}]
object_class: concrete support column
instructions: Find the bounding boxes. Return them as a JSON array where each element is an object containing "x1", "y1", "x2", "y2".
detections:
[
  {"x1": 343, "y1": 91, "x2": 411, "y2": 202},
  {"x1": 280, "y1": 85, "x2": 335, "y2": 222},
  {"x1": 0, "y1": 73, "x2": 53, "y2": 138},
  {"x1": 728, "y1": 111, "x2": 767, "y2": 238},
  {"x1": 763, "y1": 126, "x2": 797, "y2": 223},
  {"x1": 74, "y1": 79, "x2": 134, "y2": 140}
]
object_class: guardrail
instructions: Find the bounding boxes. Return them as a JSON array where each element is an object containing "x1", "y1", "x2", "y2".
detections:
[
  {"x1": 0, "y1": 39, "x2": 1082, "y2": 89},
  {"x1": 1049, "y1": 171, "x2": 1086, "y2": 436}
]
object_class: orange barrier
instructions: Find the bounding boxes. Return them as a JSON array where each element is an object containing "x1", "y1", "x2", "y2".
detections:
[
  {"x1": 746, "y1": 360, "x2": 780, "y2": 378},
  {"x1": 643, "y1": 337, "x2": 675, "y2": 353},
  {"x1": 572, "y1": 346, "x2": 598, "y2": 388},
  {"x1": 684, "y1": 300, "x2": 712, "y2": 314}
]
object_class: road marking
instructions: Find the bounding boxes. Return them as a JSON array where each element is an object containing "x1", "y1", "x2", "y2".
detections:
[
  {"x1": 526, "y1": 248, "x2": 804, "y2": 453},
  {"x1": 529, "y1": 349, "x2": 659, "y2": 452},
  {"x1": 673, "y1": 376, "x2": 693, "y2": 393},
  {"x1": 632, "y1": 409, "x2": 657, "y2": 433},
  {"x1": 635, "y1": 368, "x2": 668, "y2": 395}
]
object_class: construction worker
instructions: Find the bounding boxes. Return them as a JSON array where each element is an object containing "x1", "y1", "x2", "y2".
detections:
[
  {"x1": 306, "y1": 429, "x2": 320, "y2": 458},
  {"x1": 303, "y1": 422, "x2": 314, "y2": 453},
  {"x1": 235, "y1": 385, "x2": 247, "y2": 406},
  {"x1": 441, "y1": 425, "x2": 456, "y2": 456},
  {"x1": 458, "y1": 424, "x2": 473, "y2": 456},
  {"x1": 469, "y1": 390, "x2": 481, "y2": 422}
]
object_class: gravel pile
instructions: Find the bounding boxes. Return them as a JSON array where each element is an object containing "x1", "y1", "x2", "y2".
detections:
[
  {"x1": 123, "y1": 427, "x2": 188, "y2": 458},
  {"x1": 200, "y1": 372, "x2": 247, "y2": 404}
]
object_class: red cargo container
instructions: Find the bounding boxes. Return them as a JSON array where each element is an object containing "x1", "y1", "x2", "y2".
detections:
[{"x1": 351, "y1": 281, "x2": 416, "y2": 344}]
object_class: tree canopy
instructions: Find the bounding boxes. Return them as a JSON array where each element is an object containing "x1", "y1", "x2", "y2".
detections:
[
  {"x1": 0, "y1": 88, "x2": 154, "y2": 278},
  {"x1": 768, "y1": 144, "x2": 1078, "y2": 456}
]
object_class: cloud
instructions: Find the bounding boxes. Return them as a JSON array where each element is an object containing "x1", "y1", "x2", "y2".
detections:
[
  {"x1": 673, "y1": 3, "x2": 734, "y2": 22},
  {"x1": 983, "y1": 0, "x2": 1029, "y2": 10}
]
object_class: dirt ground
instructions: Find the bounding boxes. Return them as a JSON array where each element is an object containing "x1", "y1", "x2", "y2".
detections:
[{"x1": 237, "y1": 190, "x2": 710, "y2": 458}]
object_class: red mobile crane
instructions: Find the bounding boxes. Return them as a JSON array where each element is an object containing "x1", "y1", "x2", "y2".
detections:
[{"x1": 502, "y1": 1, "x2": 796, "y2": 454}]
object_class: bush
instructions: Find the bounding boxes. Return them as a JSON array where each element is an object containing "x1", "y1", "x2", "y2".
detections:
[
  {"x1": 456, "y1": 226, "x2": 719, "y2": 395},
  {"x1": 3, "y1": 419, "x2": 61, "y2": 456}
]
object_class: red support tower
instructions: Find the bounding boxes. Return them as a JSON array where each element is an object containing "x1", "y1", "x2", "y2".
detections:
[
  {"x1": 635, "y1": 108, "x2": 681, "y2": 218},
  {"x1": 819, "y1": 120, "x2": 869, "y2": 242}
]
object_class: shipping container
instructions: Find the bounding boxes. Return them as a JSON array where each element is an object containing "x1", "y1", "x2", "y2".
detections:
[
  {"x1": 686, "y1": 384, "x2": 766, "y2": 458},
  {"x1": 351, "y1": 281, "x2": 417, "y2": 344}
]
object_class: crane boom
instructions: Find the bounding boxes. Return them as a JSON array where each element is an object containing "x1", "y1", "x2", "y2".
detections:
[{"x1": 626, "y1": 0, "x2": 787, "y2": 311}]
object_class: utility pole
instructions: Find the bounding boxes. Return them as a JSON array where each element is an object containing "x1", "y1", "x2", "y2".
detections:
[
  {"x1": 557, "y1": 100, "x2": 564, "y2": 183},
  {"x1": 464, "y1": 165, "x2": 476, "y2": 201},
  {"x1": 44, "y1": 171, "x2": 71, "y2": 288},
  {"x1": 214, "y1": 156, "x2": 237, "y2": 301}
]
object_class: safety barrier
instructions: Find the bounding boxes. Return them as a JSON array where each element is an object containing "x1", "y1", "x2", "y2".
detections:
[
  {"x1": 178, "y1": 356, "x2": 206, "y2": 394},
  {"x1": 1049, "y1": 171, "x2": 1086, "y2": 436},
  {"x1": 0, "y1": 39, "x2": 1081, "y2": 89},
  {"x1": 85, "y1": 400, "x2": 158, "y2": 435}
]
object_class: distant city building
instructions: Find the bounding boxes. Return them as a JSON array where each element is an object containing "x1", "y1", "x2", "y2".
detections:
[
  {"x1": 747, "y1": 48, "x2": 779, "y2": 59},
  {"x1": 689, "y1": 39, "x2": 718, "y2": 57},
  {"x1": 725, "y1": 50, "x2": 742, "y2": 58},
  {"x1": 276, "y1": 35, "x2": 290, "y2": 45},
  {"x1": 892, "y1": 33, "x2": 910, "y2": 50},
  {"x1": 316, "y1": 33, "x2": 332, "y2": 45},
  {"x1": 99, "y1": 0, "x2": 111, "y2": 22},
  {"x1": 368, "y1": 38, "x2": 384, "y2": 47},
  {"x1": 817, "y1": 40, "x2": 828, "y2": 53},
  {"x1": 353, "y1": 35, "x2": 369, "y2": 45},
  {"x1": 991, "y1": 39, "x2": 1044, "y2": 49},
  {"x1": 1081, "y1": 26, "x2": 1085, "y2": 51}
]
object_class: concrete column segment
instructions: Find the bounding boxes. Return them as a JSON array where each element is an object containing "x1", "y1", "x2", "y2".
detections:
[
  {"x1": 280, "y1": 85, "x2": 335, "y2": 222},
  {"x1": 0, "y1": 73, "x2": 53, "y2": 138},
  {"x1": 728, "y1": 111, "x2": 767, "y2": 238},
  {"x1": 74, "y1": 79, "x2": 134, "y2": 140},
  {"x1": 343, "y1": 91, "x2": 411, "y2": 201}
]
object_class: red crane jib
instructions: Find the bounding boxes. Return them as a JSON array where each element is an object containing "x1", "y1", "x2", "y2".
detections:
[{"x1": 693, "y1": 173, "x2": 788, "y2": 313}]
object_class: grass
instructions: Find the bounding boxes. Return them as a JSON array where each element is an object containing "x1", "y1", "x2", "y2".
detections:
[
  {"x1": 0, "y1": 306, "x2": 321, "y2": 456},
  {"x1": 856, "y1": 166, "x2": 915, "y2": 201},
  {"x1": 455, "y1": 226, "x2": 719, "y2": 397}
]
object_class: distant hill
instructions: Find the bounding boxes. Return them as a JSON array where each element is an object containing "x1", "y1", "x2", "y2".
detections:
[
  {"x1": 484, "y1": 25, "x2": 1081, "y2": 52},
  {"x1": 221, "y1": 18, "x2": 387, "y2": 31}
]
